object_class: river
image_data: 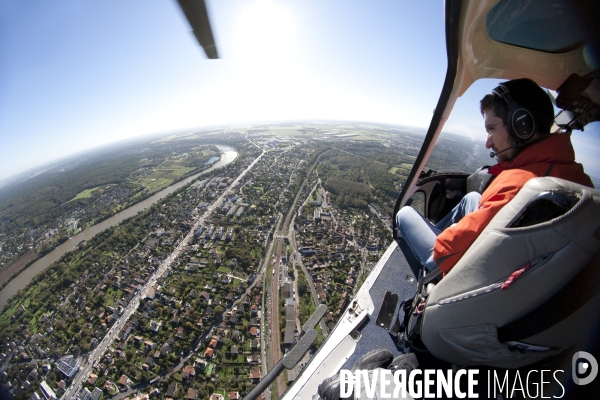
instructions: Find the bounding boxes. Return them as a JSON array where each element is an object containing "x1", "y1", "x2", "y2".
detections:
[{"x1": 0, "y1": 145, "x2": 238, "y2": 309}]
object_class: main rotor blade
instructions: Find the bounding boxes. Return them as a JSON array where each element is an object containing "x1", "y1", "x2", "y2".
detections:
[{"x1": 176, "y1": 0, "x2": 219, "y2": 59}]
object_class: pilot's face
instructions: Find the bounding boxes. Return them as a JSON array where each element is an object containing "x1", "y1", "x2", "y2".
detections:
[{"x1": 484, "y1": 110, "x2": 518, "y2": 162}]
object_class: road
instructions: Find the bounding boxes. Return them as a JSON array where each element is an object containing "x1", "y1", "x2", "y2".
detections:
[
  {"x1": 62, "y1": 147, "x2": 264, "y2": 399},
  {"x1": 269, "y1": 236, "x2": 286, "y2": 397},
  {"x1": 287, "y1": 232, "x2": 329, "y2": 337},
  {"x1": 262, "y1": 150, "x2": 331, "y2": 397}
]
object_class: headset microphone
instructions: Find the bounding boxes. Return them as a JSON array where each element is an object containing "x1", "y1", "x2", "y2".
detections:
[{"x1": 489, "y1": 144, "x2": 522, "y2": 158}]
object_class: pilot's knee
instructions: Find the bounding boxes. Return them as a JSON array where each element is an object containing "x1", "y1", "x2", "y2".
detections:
[
  {"x1": 464, "y1": 191, "x2": 482, "y2": 202},
  {"x1": 395, "y1": 206, "x2": 418, "y2": 235},
  {"x1": 462, "y1": 191, "x2": 482, "y2": 212}
]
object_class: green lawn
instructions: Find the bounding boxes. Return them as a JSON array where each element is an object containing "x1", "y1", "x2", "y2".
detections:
[
  {"x1": 0, "y1": 302, "x2": 21, "y2": 322},
  {"x1": 22, "y1": 285, "x2": 42, "y2": 308},
  {"x1": 69, "y1": 186, "x2": 102, "y2": 202},
  {"x1": 29, "y1": 316, "x2": 38, "y2": 333},
  {"x1": 170, "y1": 167, "x2": 196, "y2": 177},
  {"x1": 205, "y1": 363, "x2": 214, "y2": 375},
  {"x1": 141, "y1": 178, "x2": 172, "y2": 190}
]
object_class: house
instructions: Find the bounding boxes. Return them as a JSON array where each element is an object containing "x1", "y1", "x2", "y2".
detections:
[
  {"x1": 194, "y1": 358, "x2": 207, "y2": 370},
  {"x1": 175, "y1": 327, "x2": 184, "y2": 339},
  {"x1": 119, "y1": 374, "x2": 129, "y2": 386},
  {"x1": 230, "y1": 345, "x2": 238, "y2": 355},
  {"x1": 39, "y1": 381, "x2": 57, "y2": 400},
  {"x1": 247, "y1": 354, "x2": 261, "y2": 364},
  {"x1": 204, "y1": 348, "x2": 214, "y2": 358},
  {"x1": 56, "y1": 356, "x2": 79, "y2": 378},
  {"x1": 210, "y1": 395, "x2": 224, "y2": 400},
  {"x1": 229, "y1": 392, "x2": 240, "y2": 400},
  {"x1": 28, "y1": 368, "x2": 38, "y2": 380},
  {"x1": 150, "y1": 321, "x2": 161, "y2": 332},
  {"x1": 283, "y1": 320, "x2": 296, "y2": 348},
  {"x1": 166, "y1": 383, "x2": 177, "y2": 397},
  {"x1": 187, "y1": 388, "x2": 197, "y2": 400},
  {"x1": 182, "y1": 365, "x2": 195, "y2": 379},
  {"x1": 146, "y1": 287, "x2": 155, "y2": 300},
  {"x1": 249, "y1": 366, "x2": 261, "y2": 382}
]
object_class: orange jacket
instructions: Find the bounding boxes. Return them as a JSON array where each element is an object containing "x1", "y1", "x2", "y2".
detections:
[{"x1": 434, "y1": 133, "x2": 593, "y2": 274}]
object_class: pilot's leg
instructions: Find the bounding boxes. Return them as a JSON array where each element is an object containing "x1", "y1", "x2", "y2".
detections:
[
  {"x1": 435, "y1": 191, "x2": 482, "y2": 231},
  {"x1": 396, "y1": 206, "x2": 440, "y2": 271}
]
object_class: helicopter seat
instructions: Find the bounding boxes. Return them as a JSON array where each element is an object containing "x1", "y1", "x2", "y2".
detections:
[{"x1": 419, "y1": 176, "x2": 600, "y2": 368}]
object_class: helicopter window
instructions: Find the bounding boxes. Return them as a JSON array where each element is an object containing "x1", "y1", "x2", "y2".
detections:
[
  {"x1": 409, "y1": 191, "x2": 425, "y2": 216},
  {"x1": 487, "y1": 0, "x2": 588, "y2": 53}
]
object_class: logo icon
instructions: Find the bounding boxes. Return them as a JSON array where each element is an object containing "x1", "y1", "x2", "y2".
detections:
[{"x1": 572, "y1": 351, "x2": 598, "y2": 385}]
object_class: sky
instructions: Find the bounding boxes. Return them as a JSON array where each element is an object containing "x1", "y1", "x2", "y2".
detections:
[{"x1": 1, "y1": 0, "x2": 599, "y2": 183}]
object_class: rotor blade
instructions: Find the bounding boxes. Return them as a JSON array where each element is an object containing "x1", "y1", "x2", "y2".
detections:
[{"x1": 176, "y1": 0, "x2": 219, "y2": 59}]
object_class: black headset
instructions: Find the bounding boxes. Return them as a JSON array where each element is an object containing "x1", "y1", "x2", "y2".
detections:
[{"x1": 492, "y1": 83, "x2": 537, "y2": 141}]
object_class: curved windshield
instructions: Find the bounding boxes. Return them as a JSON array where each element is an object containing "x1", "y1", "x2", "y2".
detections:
[{"x1": 487, "y1": 0, "x2": 589, "y2": 52}]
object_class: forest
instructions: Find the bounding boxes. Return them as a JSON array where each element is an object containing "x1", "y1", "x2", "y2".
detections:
[
  {"x1": 0, "y1": 138, "x2": 225, "y2": 230},
  {"x1": 318, "y1": 144, "x2": 405, "y2": 213}
]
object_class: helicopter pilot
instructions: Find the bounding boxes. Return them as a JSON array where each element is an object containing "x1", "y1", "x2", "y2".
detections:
[{"x1": 396, "y1": 78, "x2": 594, "y2": 275}]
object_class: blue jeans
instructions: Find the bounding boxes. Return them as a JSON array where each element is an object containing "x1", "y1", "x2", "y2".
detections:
[{"x1": 396, "y1": 192, "x2": 481, "y2": 271}]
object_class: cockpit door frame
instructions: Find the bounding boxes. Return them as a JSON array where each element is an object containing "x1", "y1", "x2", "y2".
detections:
[{"x1": 392, "y1": 0, "x2": 463, "y2": 238}]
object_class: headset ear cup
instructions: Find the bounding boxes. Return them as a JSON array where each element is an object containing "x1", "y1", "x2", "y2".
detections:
[
  {"x1": 511, "y1": 108, "x2": 536, "y2": 140},
  {"x1": 493, "y1": 83, "x2": 538, "y2": 141}
]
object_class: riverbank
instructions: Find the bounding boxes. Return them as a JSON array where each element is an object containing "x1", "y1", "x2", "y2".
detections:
[{"x1": 0, "y1": 249, "x2": 38, "y2": 290}]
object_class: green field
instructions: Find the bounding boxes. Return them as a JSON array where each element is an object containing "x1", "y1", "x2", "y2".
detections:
[
  {"x1": 69, "y1": 186, "x2": 102, "y2": 202},
  {"x1": 141, "y1": 178, "x2": 172, "y2": 190},
  {"x1": 251, "y1": 125, "x2": 402, "y2": 142},
  {"x1": 169, "y1": 167, "x2": 196, "y2": 177},
  {"x1": 152, "y1": 132, "x2": 199, "y2": 143}
]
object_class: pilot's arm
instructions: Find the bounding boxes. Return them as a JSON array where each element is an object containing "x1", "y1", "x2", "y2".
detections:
[{"x1": 433, "y1": 169, "x2": 534, "y2": 273}]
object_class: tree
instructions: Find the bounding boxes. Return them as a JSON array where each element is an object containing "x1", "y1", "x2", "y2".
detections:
[{"x1": 214, "y1": 305, "x2": 224, "y2": 316}]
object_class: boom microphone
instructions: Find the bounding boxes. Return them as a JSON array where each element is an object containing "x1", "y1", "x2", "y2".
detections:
[{"x1": 489, "y1": 144, "x2": 522, "y2": 158}]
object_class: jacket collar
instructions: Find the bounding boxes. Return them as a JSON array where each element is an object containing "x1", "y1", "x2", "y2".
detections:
[{"x1": 488, "y1": 133, "x2": 575, "y2": 176}]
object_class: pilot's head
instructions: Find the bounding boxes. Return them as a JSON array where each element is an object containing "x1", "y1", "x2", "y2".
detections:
[{"x1": 480, "y1": 78, "x2": 554, "y2": 162}]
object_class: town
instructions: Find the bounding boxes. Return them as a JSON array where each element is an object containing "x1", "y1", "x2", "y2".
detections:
[{"x1": 0, "y1": 124, "x2": 491, "y2": 400}]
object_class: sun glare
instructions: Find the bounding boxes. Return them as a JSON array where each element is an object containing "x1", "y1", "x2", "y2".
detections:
[
  {"x1": 234, "y1": 1, "x2": 297, "y2": 63},
  {"x1": 225, "y1": 1, "x2": 302, "y2": 120}
]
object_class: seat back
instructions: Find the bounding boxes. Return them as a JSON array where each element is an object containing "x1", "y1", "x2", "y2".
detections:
[{"x1": 420, "y1": 177, "x2": 600, "y2": 368}]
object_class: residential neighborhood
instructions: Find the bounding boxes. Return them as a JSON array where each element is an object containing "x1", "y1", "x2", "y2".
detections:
[{"x1": 0, "y1": 124, "x2": 486, "y2": 399}]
